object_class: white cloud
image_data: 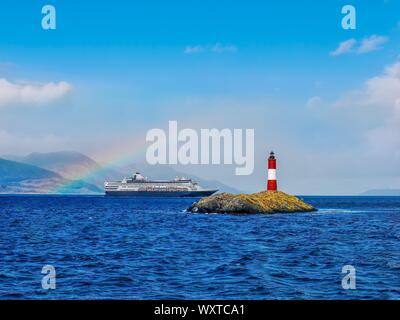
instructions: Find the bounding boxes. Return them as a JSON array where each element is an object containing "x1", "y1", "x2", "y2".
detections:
[
  {"x1": 184, "y1": 45, "x2": 204, "y2": 54},
  {"x1": 359, "y1": 63, "x2": 400, "y2": 154},
  {"x1": 306, "y1": 96, "x2": 325, "y2": 109},
  {"x1": 330, "y1": 35, "x2": 388, "y2": 56},
  {"x1": 357, "y1": 35, "x2": 388, "y2": 54},
  {"x1": 330, "y1": 39, "x2": 356, "y2": 56},
  {"x1": 184, "y1": 43, "x2": 237, "y2": 54},
  {"x1": 210, "y1": 43, "x2": 237, "y2": 53},
  {"x1": 331, "y1": 62, "x2": 400, "y2": 157},
  {"x1": 335, "y1": 62, "x2": 400, "y2": 108},
  {"x1": 0, "y1": 130, "x2": 70, "y2": 155},
  {"x1": 0, "y1": 79, "x2": 72, "y2": 108},
  {"x1": 300, "y1": 62, "x2": 400, "y2": 192}
]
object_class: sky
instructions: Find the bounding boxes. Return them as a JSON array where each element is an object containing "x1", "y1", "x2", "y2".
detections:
[{"x1": 0, "y1": 0, "x2": 400, "y2": 194}]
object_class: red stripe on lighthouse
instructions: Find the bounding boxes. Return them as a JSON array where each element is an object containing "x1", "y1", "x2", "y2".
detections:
[
  {"x1": 267, "y1": 151, "x2": 277, "y2": 191},
  {"x1": 267, "y1": 180, "x2": 277, "y2": 191},
  {"x1": 268, "y1": 159, "x2": 276, "y2": 169}
]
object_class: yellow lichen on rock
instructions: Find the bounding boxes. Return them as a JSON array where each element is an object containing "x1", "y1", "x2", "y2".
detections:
[{"x1": 188, "y1": 191, "x2": 316, "y2": 214}]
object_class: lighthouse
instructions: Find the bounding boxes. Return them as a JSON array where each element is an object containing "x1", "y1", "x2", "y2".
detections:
[{"x1": 267, "y1": 151, "x2": 277, "y2": 191}]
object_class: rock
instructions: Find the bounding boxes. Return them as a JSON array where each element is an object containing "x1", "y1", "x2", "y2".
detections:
[{"x1": 187, "y1": 191, "x2": 317, "y2": 214}]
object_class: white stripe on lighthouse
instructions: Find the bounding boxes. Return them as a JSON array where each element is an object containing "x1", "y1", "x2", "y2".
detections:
[{"x1": 268, "y1": 169, "x2": 276, "y2": 180}]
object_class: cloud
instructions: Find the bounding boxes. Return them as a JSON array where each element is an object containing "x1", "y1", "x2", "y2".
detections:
[
  {"x1": 184, "y1": 45, "x2": 204, "y2": 54},
  {"x1": 329, "y1": 62, "x2": 400, "y2": 157},
  {"x1": 330, "y1": 35, "x2": 388, "y2": 56},
  {"x1": 335, "y1": 62, "x2": 400, "y2": 108},
  {"x1": 211, "y1": 43, "x2": 237, "y2": 53},
  {"x1": 353, "y1": 63, "x2": 400, "y2": 154},
  {"x1": 306, "y1": 96, "x2": 325, "y2": 109},
  {"x1": 357, "y1": 35, "x2": 388, "y2": 54},
  {"x1": 301, "y1": 62, "x2": 400, "y2": 192},
  {"x1": 0, "y1": 130, "x2": 70, "y2": 155},
  {"x1": 330, "y1": 39, "x2": 356, "y2": 56},
  {"x1": 184, "y1": 43, "x2": 237, "y2": 54},
  {"x1": 0, "y1": 79, "x2": 72, "y2": 108}
]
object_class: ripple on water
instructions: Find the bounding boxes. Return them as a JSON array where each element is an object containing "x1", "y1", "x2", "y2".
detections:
[{"x1": 0, "y1": 195, "x2": 399, "y2": 299}]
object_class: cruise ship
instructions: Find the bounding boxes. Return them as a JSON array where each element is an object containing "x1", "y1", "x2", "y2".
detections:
[{"x1": 104, "y1": 172, "x2": 218, "y2": 197}]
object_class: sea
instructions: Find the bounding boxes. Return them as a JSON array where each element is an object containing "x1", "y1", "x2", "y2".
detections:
[{"x1": 0, "y1": 195, "x2": 399, "y2": 300}]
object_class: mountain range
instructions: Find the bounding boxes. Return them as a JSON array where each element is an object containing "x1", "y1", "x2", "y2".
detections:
[
  {"x1": 0, "y1": 151, "x2": 240, "y2": 194},
  {"x1": 360, "y1": 189, "x2": 400, "y2": 196},
  {"x1": 0, "y1": 157, "x2": 101, "y2": 194}
]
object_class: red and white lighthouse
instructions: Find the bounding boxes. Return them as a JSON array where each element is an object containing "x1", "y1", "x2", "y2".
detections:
[{"x1": 267, "y1": 151, "x2": 277, "y2": 191}]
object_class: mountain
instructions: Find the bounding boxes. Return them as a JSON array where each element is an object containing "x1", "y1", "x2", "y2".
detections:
[
  {"x1": 360, "y1": 189, "x2": 400, "y2": 196},
  {"x1": 2, "y1": 151, "x2": 241, "y2": 194},
  {"x1": 17, "y1": 151, "x2": 99, "y2": 179},
  {"x1": 0, "y1": 154, "x2": 24, "y2": 162},
  {"x1": 0, "y1": 158, "x2": 62, "y2": 182},
  {"x1": 0, "y1": 158, "x2": 101, "y2": 194},
  {"x1": 2, "y1": 151, "x2": 122, "y2": 187}
]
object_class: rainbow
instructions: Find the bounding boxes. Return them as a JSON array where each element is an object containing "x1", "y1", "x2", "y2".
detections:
[{"x1": 52, "y1": 137, "x2": 148, "y2": 194}]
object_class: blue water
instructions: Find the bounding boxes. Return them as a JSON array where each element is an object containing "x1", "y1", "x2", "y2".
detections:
[{"x1": 0, "y1": 195, "x2": 399, "y2": 300}]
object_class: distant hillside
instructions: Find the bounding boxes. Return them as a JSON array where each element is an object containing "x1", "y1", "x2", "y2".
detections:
[
  {"x1": 0, "y1": 154, "x2": 24, "y2": 162},
  {"x1": 360, "y1": 189, "x2": 400, "y2": 196},
  {"x1": 17, "y1": 151, "x2": 99, "y2": 179},
  {"x1": 0, "y1": 158, "x2": 62, "y2": 182},
  {"x1": 2, "y1": 151, "x2": 241, "y2": 194},
  {"x1": 0, "y1": 158, "x2": 101, "y2": 194},
  {"x1": 2, "y1": 151, "x2": 122, "y2": 187}
]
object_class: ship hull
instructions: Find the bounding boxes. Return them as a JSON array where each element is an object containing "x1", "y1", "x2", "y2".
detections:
[{"x1": 105, "y1": 190, "x2": 218, "y2": 197}]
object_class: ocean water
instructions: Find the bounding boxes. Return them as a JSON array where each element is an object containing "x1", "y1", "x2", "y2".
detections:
[{"x1": 0, "y1": 195, "x2": 399, "y2": 300}]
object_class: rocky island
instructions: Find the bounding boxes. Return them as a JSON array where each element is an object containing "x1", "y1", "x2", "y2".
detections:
[{"x1": 188, "y1": 191, "x2": 317, "y2": 214}]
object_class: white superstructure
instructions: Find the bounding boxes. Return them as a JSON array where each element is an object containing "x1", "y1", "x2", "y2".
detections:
[{"x1": 104, "y1": 172, "x2": 218, "y2": 197}]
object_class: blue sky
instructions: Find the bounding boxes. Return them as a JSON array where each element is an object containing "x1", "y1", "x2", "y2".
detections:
[{"x1": 1, "y1": 0, "x2": 400, "y2": 194}]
